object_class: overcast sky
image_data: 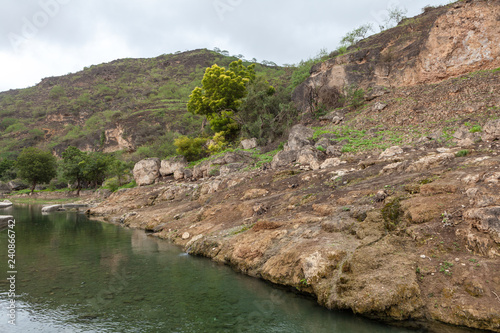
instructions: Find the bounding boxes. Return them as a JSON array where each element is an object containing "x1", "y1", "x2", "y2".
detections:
[{"x1": 0, "y1": 0, "x2": 449, "y2": 92}]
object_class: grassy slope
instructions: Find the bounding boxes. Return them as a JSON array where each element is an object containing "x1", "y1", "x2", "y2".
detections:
[{"x1": 0, "y1": 49, "x2": 288, "y2": 161}]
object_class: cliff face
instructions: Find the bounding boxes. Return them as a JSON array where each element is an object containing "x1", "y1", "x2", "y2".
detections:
[{"x1": 293, "y1": 0, "x2": 500, "y2": 112}]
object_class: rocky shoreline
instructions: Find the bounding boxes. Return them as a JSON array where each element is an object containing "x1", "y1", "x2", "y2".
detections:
[{"x1": 88, "y1": 121, "x2": 500, "y2": 332}]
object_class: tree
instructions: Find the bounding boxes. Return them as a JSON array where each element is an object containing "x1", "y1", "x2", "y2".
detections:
[
  {"x1": 84, "y1": 152, "x2": 113, "y2": 188},
  {"x1": 60, "y1": 146, "x2": 88, "y2": 195},
  {"x1": 340, "y1": 24, "x2": 373, "y2": 48},
  {"x1": 16, "y1": 148, "x2": 57, "y2": 194},
  {"x1": 187, "y1": 60, "x2": 256, "y2": 140},
  {"x1": 379, "y1": 6, "x2": 408, "y2": 31}
]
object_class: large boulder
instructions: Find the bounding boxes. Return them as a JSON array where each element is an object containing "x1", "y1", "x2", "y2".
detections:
[
  {"x1": 160, "y1": 156, "x2": 187, "y2": 177},
  {"x1": 240, "y1": 138, "x2": 258, "y2": 150},
  {"x1": 271, "y1": 150, "x2": 298, "y2": 169},
  {"x1": 0, "y1": 182, "x2": 11, "y2": 194},
  {"x1": 481, "y1": 119, "x2": 500, "y2": 142},
  {"x1": 285, "y1": 125, "x2": 314, "y2": 151},
  {"x1": 296, "y1": 147, "x2": 320, "y2": 170},
  {"x1": 133, "y1": 158, "x2": 161, "y2": 186},
  {"x1": 8, "y1": 180, "x2": 28, "y2": 191}
]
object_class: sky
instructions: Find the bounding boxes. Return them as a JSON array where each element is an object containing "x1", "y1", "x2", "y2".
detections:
[{"x1": 0, "y1": 0, "x2": 450, "y2": 92}]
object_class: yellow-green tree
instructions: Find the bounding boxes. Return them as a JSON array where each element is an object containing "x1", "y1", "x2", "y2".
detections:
[{"x1": 187, "y1": 60, "x2": 256, "y2": 140}]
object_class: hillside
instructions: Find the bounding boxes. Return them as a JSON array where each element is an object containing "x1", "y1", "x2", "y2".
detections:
[
  {"x1": 0, "y1": 49, "x2": 288, "y2": 160},
  {"x1": 85, "y1": 1, "x2": 500, "y2": 332}
]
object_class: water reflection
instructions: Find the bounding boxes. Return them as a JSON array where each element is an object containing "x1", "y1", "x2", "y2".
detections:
[{"x1": 0, "y1": 205, "x2": 429, "y2": 332}]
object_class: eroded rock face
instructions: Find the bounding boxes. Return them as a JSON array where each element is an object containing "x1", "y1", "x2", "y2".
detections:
[
  {"x1": 293, "y1": 1, "x2": 500, "y2": 111},
  {"x1": 133, "y1": 158, "x2": 161, "y2": 186}
]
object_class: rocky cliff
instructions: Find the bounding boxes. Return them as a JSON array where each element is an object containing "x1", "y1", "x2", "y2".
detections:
[
  {"x1": 293, "y1": 0, "x2": 500, "y2": 113},
  {"x1": 87, "y1": 1, "x2": 500, "y2": 331}
]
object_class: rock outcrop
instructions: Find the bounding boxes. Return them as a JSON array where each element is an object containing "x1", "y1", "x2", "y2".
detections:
[
  {"x1": 293, "y1": 0, "x2": 500, "y2": 112},
  {"x1": 133, "y1": 158, "x2": 161, "y2": 186}
]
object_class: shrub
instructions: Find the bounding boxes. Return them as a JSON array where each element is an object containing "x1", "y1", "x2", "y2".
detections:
[
  {"x1": 49, "y1": 85, "x2": 66, "y2": 100},
  {"x1": 469, "y1": 125, "x2": 482, "y2": 133},
  {"x1": 341, "y1": 85, "x2": 365, "y2": 108},
  {"x1": 455, "y1": 150, "x2": 469, "y2": 157},
  {"x1": 174, "y1": 136, "x2": 208, "y2": 162}
]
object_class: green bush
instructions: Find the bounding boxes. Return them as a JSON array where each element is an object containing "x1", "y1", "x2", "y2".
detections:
[
  {"x1": 174, "y1": 136, "x2": 208, "y2": 162},
  {"x1": 49, "y1": 85, "x2": 66, "y2": 100}
]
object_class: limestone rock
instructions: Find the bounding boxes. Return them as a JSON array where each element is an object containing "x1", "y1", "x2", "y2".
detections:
[
  {"x1": 372, "y1": 102, "x2": 388, "y2": 112},
  {"x1": 42, "y1": 204, "x2": 63, "y2": 213},
  {"x1": 406, "y1": 153, "x2": 455, "y2": 172},
  {"x1": 133, "y1": 158, "x2": 161, "y2": 186},
  {"x1": 326, "y1": 145, "x2": 342, "y2": 157},
  {"x1": 464, "y1": 207, "x2": 500, "y2": 243},
  {"x1": 320, "y1": 158, "x2": 342, "y2": 169},
  {"x1": 0, "y1": 200, "x2": 13, "y2": 208},
  {"x1": 182, "y1": 232, "x2": 190, "y2": 240},
  {"x1": 240, "y1": 138, "x2": 258, "y2": 150},
  {"x1": 271, "y1": 150, "x2": 298, "y2": 169},
  {"x1": 379, "y1": 146, "x2": 403, "y2": 159},
  {"x1": 285, "y1": 124, "x2": 314, "y2": 151},
  {"x1": 481, "y1": 119, "x2": 500, "y2": 142},
  {"x1": 297, "y1": 147, "x2": 320, "y2": 170},
  {"x1": 174, "y1": 169, "x2": 185, "y2": 181},
  {"x1": 160, "y1": 156, "x2": 187, "y2": 177}
]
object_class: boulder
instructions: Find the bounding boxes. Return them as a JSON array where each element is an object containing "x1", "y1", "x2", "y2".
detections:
[
  {"x1": 0, "y1": 200, "x2": 13, "y2": 208},
  {"x1": 160, "y1": 156, "x2": 187, "y2": 177},
  {"x1": 42, "y1": 204, "x2": 63, "y2": 213},
  {"x1": 297, "y1": 147, "x2": 320, "y2": 170},
  {"x1": 481, "y1": 119, "x2": 500, "y2": 142},
  {"x1": 8, "y1": 181, "x2": 28, "y2": 191},
  {"x1": 183, "y1": 168, "x2": 193, "y2": 180},
  {"x1": 372, "y1": 102, "x2": 388, "y2": 112},
  {"x1": 285, "y1": 124, "x2": 314, "y2": 151},
  {"x1": 319, "y1": 113, "x2": 343, "y2": 124},
  {"x1": 0, "y1": 182, "x2": 11, "y2": 194},
  {"x1": 315, "y1": 138, "x2": 331, "y2": 150},
  {"x1": 240, "y1": 138, "x2": 258, "y2": 150},
  {"x1": 271, "y1": 150, "x2": 298, "y2": 169},
  {"x1": 326, "y1": 145, "x2": 342, "y2": 157},
  {"x1": 174, "y1": 169, "x2": 185, "y2": 181},
  {"x1": 133, "y1": 158, "x2": 161, "y2": 186}
]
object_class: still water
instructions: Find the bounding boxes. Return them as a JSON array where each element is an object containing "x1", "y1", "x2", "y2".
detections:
[{"x1": 0, "y1": 205, "x2": 421, "y2": 333}]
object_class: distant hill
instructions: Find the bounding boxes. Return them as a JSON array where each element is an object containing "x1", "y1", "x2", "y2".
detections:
[{"x1": 0, "y1": 49, "x2": 288, "y2": 160}]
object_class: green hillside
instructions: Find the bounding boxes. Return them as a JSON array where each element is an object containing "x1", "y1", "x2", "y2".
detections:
[{"x1": 0, "y1": 49, "x2": 290, "y2": 161}]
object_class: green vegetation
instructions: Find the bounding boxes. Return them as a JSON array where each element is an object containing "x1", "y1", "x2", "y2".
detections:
[
  {"x1": 16, "y1": 147, "x2": 57, "y2": 193},
  {"x1": 455, "y1": 149, "x2": 469, "y2": 157}
]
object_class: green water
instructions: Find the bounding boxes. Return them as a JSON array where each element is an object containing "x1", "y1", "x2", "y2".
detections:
[{"x1": 0, "y1": 205, "x2": 422, "y2": 333}]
